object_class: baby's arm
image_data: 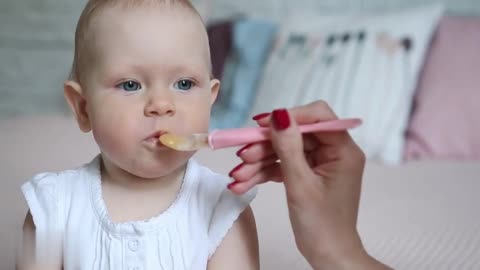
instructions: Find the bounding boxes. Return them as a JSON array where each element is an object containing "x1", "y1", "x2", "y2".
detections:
[
  {"x1": 16, "y1": 211, "x2": 62, "y2": 270},
  {"x1": 17, "y1": 211, "x2": 35, "y2": 270},
  {"x1": 207, "y1": 206, "x2": 259, "y2": 270}
]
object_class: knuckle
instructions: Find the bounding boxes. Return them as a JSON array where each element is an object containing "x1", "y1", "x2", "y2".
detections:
[
  {"x1": 351, "y1": 144, "x2": 366, "y2": 164},
  {"x1": 311, "y1": 100, "x2": 336, "y2": 119},
  {"x1": 313, "y1": 99, "x2": 328, "y2": 107},
  {"x1": 344, "y1": 144, "x2": 366, "y2": 167}
]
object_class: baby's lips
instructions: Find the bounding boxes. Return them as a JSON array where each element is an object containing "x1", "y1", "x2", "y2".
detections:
[{"x1": 146, "y1": 130, "x2": 168, "y2": 141}]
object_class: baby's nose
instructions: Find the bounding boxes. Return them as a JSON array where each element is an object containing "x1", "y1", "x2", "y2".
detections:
[{"x1": 144, "y1": 92, "x2": 176, "y2": 117}]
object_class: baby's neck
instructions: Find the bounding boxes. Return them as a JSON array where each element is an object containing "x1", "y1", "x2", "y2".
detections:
[
  {"x1": 98, "y1": 156, "x2": 187, "y2": 223},
  {"x1": 100, "y1": 156, "x2": 186, "y2": 192}
]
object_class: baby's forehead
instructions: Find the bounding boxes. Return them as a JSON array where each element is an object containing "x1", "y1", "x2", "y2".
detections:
[
  {"x1": 88, "y1": 3, "x2": 203, "y2": 35},
  {"x1": 77, "y1": 3, "x2": 212, "y2": 75}
]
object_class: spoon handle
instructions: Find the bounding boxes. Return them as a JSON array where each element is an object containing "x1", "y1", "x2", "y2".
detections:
[{"x1": 208, "y1": 118, "x2": 362, "y2": 150}]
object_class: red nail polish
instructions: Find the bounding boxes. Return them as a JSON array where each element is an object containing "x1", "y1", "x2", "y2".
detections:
[
  {"x1": 236, "y1": 144, "x2": 253, "y2": 157},
  {"x1": 252, "y1": 113, "x2": 271, "y2": 121},
  {"x1": 228, "y1": 181, "x2": 240, "y2": 189},
  {"x1": 272, "y1": 109, "x2": 290, "y2": 130},
  {"x1": 228, "y1": 163, "x2": 244, "y2": 177}
]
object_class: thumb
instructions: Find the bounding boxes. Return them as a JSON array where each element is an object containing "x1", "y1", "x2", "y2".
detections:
[{"x1": 270, "y1": 109, "x2": 312, "y2": 189}]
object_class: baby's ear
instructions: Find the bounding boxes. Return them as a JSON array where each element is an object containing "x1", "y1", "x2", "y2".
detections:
[
  {"x1": 64, "y1": 80, "x2": 92, "y2": 132},
  {"x1": 210, "y1": 78, "x2": 221, "y2": 105}
]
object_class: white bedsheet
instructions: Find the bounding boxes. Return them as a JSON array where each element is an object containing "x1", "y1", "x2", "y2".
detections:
[{"x1": 197, "y1": 149, "x2": 480, "y2": 269}]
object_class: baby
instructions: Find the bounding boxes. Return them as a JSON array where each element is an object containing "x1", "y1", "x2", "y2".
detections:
[{"x1": 18, "y1": 0, "x2": 258, "y2": 269}]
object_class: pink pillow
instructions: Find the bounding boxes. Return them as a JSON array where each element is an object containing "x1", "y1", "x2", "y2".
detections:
[{"x1": 405, "y1": 16, "x2": 480, "y2": 161}]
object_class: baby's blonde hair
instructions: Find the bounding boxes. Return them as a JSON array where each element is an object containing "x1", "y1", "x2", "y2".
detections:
[{"x1": 69, "y1": 0, "x2": 203, "y2": 83}]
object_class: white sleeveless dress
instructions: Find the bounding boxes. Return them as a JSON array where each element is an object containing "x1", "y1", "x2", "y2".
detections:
[{"x1": 21, "y1": 156, "x2": 256, "y2": 270}]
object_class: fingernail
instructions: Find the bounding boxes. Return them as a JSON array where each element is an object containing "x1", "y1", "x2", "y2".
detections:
[
  {"x1": 252, "y1": 113, "x2": 271, "y2": 121},
  {"x1": 228, "y1": 163, "x2": 244, "y2": 177},
  {"x1": 236, "y1": 144, "x2": 253, "y2": 157},
  {"x1": 227, "y1": 181, "x2": 241, "y2": 189},
  {"x1": 272, "y1": 109, "x2": 290, "y2": 130}
]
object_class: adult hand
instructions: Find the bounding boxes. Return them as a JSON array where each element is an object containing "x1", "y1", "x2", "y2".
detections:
[{"x1": 228, "y1": 101, "x2": 391, "y2": 270}]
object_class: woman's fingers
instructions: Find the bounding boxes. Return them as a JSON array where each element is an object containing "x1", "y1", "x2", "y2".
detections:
[
  {"x1": 252, "y1": 101, "x2": 352, "y2": 146},
  {"x1": 237, "y1": 135, "x2": 319, "y2": 164},
  {"x1": 268, "y1": 109, "x2": 314, "y2": 194},
  {"x1": 236, "y1": 143, "x2": 275, "y2": 163},
  {"x1": 229, "y1": 156, "x2": 278, "y2": 181},
  {"x1": 253, "y1": 100, "x2": 337, "y2": 126},
  {"x1": 229, "y1": 163, "x2": 283, "y2": 195}
]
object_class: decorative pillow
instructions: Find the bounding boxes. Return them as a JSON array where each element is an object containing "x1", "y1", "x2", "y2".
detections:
[
  {"x1": 405, "y1": 17, "x2": 480, "y2": 161},
  {"x1": 250, "y1": 4, "x2": 444, "y2": 164},
  {"x1": 207, "y1": 20, "x2": 234, "y2": 80},
  {"x1": 210, "y1": 19, "x2": 277, "y2": 129}
]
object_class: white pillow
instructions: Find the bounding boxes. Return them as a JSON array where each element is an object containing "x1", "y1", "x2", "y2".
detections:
[{"x1": 250, "y1": 4, "x2": 444, "y2": 164}]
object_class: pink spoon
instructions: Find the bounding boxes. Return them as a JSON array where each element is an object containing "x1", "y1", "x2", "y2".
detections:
[{"x1": 159, "y1": 118, "x2": 362, "y2": 151}]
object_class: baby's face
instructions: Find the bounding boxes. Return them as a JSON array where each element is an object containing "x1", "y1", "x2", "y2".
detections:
[{"x1": 80, "y1": 6, "x2": 218, "y2": 178}]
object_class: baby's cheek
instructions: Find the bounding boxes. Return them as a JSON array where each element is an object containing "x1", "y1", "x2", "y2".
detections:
[
  {"x1": 91, "y1": 117, "x2": 127, "y2": 154},
  {"x1": 92, "y1": 124, "x2": 114, "y2": 152},
  {"x1": 193, "y1": 108, "x2": 213, "y2": 130}
]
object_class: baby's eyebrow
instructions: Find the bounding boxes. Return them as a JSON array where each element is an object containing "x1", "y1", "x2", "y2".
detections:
[{"x1": 169, "y1": 64, "x2": 208, "y2": 78}]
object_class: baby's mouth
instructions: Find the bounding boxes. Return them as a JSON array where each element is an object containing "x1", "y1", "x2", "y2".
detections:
[{"x1": 145, "y1": 130, "x2": 168, "y2": 143}]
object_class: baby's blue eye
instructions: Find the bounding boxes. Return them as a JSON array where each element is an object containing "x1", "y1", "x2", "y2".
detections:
[
  {"x1": 175, "y1": 79, "x2": 195, "y2": 91},
  {"x1": 118, "y1": 80, "x2": 141, "y2": 91}
]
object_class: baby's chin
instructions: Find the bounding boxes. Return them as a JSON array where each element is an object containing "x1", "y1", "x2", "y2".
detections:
[
  {"x1": 125, "y1": 156, "x2": 191, "y2": 179},
  {"x1": 101, "y1": 151, "x2": 191, "y2": 181}
]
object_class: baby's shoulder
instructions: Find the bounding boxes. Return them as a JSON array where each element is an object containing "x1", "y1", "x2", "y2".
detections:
[
  {"x1": 187, "y1": 159, "x2": 256, "y2": 208},
  {"x1": 26, "y1": 165, "x2": 90, "y2": 186},
  {"x1": 188, "y1": 160, "x2": 231, "y2": 195},
  {"x1": 185, "y1": 160, "x2": 257, "y2": 257},
  {"x1": 195, "y1": 162, "x2": 230, "y2": 184},
  {"x1": 22, "y1": 160, "x2": 97, "y2": 198}
]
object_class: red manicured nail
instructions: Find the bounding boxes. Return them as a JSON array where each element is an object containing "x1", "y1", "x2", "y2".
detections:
[
  {"x1": 228, "y1": 163, "x2": 244, "y2": 177},
  {"x1": 272, "y1": 109, "x2": 290, "y2": 130},
  {"x1": 252, "y1": 113, "x2": 271, "y2": 121},
  {"x1": 236, "y1": 144, "x2": 253, "y2": 157},
  {"x1": 228, "y1": 181, "x2": 241, "y2": 189}
]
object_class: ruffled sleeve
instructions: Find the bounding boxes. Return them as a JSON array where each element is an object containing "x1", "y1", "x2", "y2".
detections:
[
  {"x1": 21, "y1": 173, "x2": 63, "y2": 262},
  {"x1": 207, "y1": 182, "x2": 257, "y2": 258}
]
